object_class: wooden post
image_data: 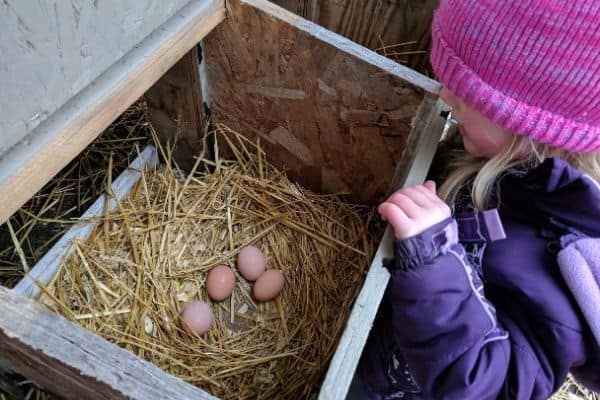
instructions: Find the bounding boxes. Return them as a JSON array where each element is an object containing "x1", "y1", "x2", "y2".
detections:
[{"x1": 146, "y1": 45, "x2": 207, "y2": 172}]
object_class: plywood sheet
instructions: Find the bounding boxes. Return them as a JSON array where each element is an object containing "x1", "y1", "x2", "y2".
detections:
[{"x1": 203, "y1": 0, "x2": 440, "y2": 205}]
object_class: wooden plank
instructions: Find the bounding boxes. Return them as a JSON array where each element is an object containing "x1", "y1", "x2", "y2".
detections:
[
  {"x1": 0, "y1": 286, "x2": 216, "y2": 400},
  {"x1": 0, "y1": 0, "x2": 225, "y2": 225},
  {"x1": 269, "y1": 0, "x2": 439, "y2": 73},
  {"x1": 14, "y1": 145, "x2": 159, "y2": 299},
  {"x1": 203, "y1": 0, "x2": 440, "y2": 205},
  {"x1": 146, "y1": 46, "x2": 206, "y2": 171},
  {"x1": 0, "y1": 0, "x2": 192, "y2": 157},
  {"x1": 319, "y1": 96, "x2": 446, "y2": 400}
]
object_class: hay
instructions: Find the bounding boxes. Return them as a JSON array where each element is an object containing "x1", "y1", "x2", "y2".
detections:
[
  {"x1": 39, "y1": 123, "x2": 378, "y2": 399},
  {"x1": 0, "y1": 101, "x2": 151, "y2": 288},
  {"x1": 551, "y1": 375, "x2": 600, "y2": 400},
  {"x1": 375, "y1": 37, "x2": 427, "y2": 65}
]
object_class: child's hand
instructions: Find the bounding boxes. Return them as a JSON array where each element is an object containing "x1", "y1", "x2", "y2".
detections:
[{"x1": 378, "y1": 181, "x2": 451, "y2": 240}]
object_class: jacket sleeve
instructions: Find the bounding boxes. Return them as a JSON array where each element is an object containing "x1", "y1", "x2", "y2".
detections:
[{"x1": 386, "y1": 217, "x2": 553, "y2": 399}]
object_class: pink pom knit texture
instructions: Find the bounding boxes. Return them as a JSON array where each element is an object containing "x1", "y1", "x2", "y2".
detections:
[{"x1": 430, "y1": 0, "x2": 600, "y2": 152}]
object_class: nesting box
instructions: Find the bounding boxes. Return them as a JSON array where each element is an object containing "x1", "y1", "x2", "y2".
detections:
[{"x1": 0, "y1": 0, "x2": 445, "y2": 398}]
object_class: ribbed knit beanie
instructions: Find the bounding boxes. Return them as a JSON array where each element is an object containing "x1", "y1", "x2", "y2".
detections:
[{"x1": 431, "y1": 0, "x2": 600, "y2": 152}]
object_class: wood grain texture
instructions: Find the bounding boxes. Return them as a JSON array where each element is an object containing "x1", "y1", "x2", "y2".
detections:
[
  {"x1": 203, "y1": 0, "x2": 440, "y2": 205},
  {"x1": 0, "y1": 0, "x2": 191, "y2": 157},
  {"x1": 319, "y1": 96, "x2": 446, "y2": 400},
  {"x1": 146, "y1": 46, "x2": 206, "y2": 171},
  {"x1": 0, "y1": 0, "x2": 225, "y2": 225},
  {"x1": 390, "y1": 93, "x2": 447, "y2": 191},
  {"x1": 270, "y1": 0, "x2": 316, "y2": 19},
  {"x1": 14, "y1": 146, "x2": 159, "y2": 299},
  {"x1": 270, "y1": 0, "x2": 439, "y2": 73},
  {"x1": 0, "y1": 286, "x2": 216, "y2": 400}
]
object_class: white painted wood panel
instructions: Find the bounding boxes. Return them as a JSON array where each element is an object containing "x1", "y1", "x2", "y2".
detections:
[
  {"x1": 0, "y1": 0, "x2": 225, "y2": 224},
  {"x1": 0, "y1": 0, "x2": 190, "y2": 156}
]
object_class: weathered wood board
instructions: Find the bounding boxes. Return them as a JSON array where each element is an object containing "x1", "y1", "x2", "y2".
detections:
[
  {"x1": 270, "y1": 0, "x2": 440, "y2": 73},
  {"x1": 203, "y1": 0, "x2": 440, "y2": 205},
  {"x1": 0, "y1": 0, "x2": 225, "y2": 224},
  {"x1": 0, "y1": 0, "x2": 190, "y2": 156},
  {"x1": 0, "y1": 286, "x2": 216, "y2": 400}
]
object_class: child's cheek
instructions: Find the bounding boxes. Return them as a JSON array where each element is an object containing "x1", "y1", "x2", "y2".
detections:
[{"x1": 462, "y1": 111, "x2": 513, "y2": 157}]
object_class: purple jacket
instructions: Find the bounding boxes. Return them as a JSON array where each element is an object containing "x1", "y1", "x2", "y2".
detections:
[{"x1": 359, "y1": 158, "x2": 600, "y2": 399}]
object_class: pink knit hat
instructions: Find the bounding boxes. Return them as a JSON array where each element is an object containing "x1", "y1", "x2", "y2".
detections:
[{"x1": 431, "y1": 0, "x2": 600, "y2": 152}]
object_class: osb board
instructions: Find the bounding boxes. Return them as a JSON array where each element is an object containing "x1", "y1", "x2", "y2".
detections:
[
  {"x1": 270, "y1": 0, "x2": 439, "y2": 73},
  {"x1": 203, "y1": 0, "x2": 439, "y2": 205}
]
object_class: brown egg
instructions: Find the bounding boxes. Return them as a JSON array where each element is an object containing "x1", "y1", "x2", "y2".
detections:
[
  {"x1": 237, "y1": 246, "x2": 266, "y2": 281},
  {"x1": 206, "y1": 265, "x2": 235, "y2": 301},
  {"x1": 253, "y1": 269, "x2": 284, "y2": 301},
  {"x1": 181, "y1": 301, "x2": 213, "y2": 335}
]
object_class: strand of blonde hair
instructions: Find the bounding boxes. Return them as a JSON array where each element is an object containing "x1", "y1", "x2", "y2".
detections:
[{"x1": 439, "y1": 134, "x2": 600, "y2": 210}]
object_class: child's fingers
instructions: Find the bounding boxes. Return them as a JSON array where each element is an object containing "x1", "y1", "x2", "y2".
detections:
[
  {"x1": 424, "y1": 180, "x2": 436, "y2": 193},
  {"x1": 401, "y1": 186, "x2": 430, "y2": 207},
  {"x1": 378, "y1": 202, "x2": 409, "y2": 232},
  {"x1": 412, "y1": 184, "x2": 439, "y2": 202},
  {"x1": 388, "y1": 192, "x2": 421, "y2": 218}
]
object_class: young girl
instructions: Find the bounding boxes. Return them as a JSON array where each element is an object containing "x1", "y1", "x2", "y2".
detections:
[{"x1": 358, "y1": 0, "x2": 600, "y2": 398}]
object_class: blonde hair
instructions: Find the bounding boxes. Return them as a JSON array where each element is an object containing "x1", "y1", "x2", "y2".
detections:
[{"x1": 438, "y1": 134, "x2": 600, "y2": 210}]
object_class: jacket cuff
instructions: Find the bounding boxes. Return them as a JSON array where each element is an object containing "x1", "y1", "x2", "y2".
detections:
[{"x1": 392, "y1": 217, "x2": 458, "y2": 270}]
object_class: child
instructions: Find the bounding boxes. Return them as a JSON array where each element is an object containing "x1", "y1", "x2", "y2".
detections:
[{"x1": 358, "y1": 0, "x2": 600, "y2": 399}]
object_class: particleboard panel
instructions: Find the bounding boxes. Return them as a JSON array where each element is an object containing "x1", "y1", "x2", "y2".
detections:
[
  {"x1": 0, "y1": 0, "x2": 225, "y2": 225},
  {"x1": 0, "y1": 286, "x2": 216, "y2": 400},
  {"x1": 203, "y1": 0, "x2": 440, "y2": 205},
  {"x1": 270, "y1": 0, "x2": 440, "y2": 72}
]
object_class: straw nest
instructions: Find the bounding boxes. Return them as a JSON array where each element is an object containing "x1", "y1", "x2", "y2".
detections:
[
  {"x1": 0, "y1": 101, "x2": 150, "y2": 288},
  {"x1": 39, "y1": 124, "x2": 378, "y2": 399}
]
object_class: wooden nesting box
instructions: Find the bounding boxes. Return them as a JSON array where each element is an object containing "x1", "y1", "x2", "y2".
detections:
[{"x1": 0, "y1": 0, "x2": 445, "y2": 398}]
